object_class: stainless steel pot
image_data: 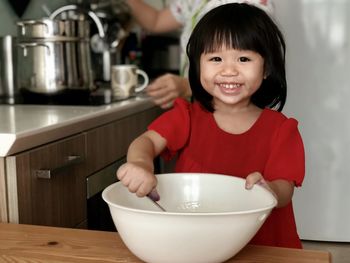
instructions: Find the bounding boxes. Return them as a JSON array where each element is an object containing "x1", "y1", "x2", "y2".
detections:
[
  {"x1": 17, "y1": 38, "x2": 93, "y2": 94},
  {"x1": 16, "y1": 19, "x2": 94, "y2": 94},
  {"x1": 0, "y1": 35, "x2": 18, "y2": 102}
]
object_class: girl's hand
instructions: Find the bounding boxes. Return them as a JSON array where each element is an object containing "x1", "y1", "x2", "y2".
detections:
[
  {"x1": 245, "y1": 171, "x2": 278, "y2": 200},
  {"x1": 117, "y1": 162, "x2": 157, "y2": 198}
]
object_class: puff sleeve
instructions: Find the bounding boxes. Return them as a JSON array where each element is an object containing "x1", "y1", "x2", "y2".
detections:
[
  {"x1": 264, "y1": 118, "x2": 305, "y2": 186},
  {"x1": 148, "y1": 98, "x2": 191, "y2": 160}
]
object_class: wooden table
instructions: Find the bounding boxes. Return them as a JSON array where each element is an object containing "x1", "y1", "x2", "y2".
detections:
[{"x1": 0, "y1": 223, "x2": 331, "y2": 262}]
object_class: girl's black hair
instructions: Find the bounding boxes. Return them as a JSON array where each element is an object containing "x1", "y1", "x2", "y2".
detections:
[{"x1": 186, "y1": 3, "x2": 286, "y2": 112}]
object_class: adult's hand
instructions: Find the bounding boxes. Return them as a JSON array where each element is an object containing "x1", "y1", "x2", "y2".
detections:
[{"x1": 146, "y1": 74, "x2": 191, "y2": 109}]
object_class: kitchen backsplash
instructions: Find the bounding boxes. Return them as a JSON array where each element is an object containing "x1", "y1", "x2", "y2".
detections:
[
  {"x1": 0, "y1": 0, "x2": 169, "y2": 36},
  {"x1": 0, "y1": 0, "x2": 74, "y2": 36}
]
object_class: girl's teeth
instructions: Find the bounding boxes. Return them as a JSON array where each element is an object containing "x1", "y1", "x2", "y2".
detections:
[{"x1": 220, "y1": 83, "x2": 240, "y2": 89}]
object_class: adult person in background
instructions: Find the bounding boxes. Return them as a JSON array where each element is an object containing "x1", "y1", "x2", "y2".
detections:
[{"x1": 125, "y1": 0, "x2": 274, "y2": 109}]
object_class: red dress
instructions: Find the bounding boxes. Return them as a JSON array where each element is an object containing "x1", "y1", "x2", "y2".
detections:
[{"x1": 148, "y1": 98, "x2": 305, "y2": 248}]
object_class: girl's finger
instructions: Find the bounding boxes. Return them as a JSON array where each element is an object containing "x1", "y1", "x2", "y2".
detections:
[{"x1": 245, "y1": 172, "x2": 263, "y2": 189}]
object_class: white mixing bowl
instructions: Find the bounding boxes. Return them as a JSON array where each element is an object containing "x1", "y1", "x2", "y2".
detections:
[{"x1": 102, "y1": 173, "x2": 277, "y2": 263}]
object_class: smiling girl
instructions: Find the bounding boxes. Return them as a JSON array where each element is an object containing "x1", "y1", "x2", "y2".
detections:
[
  {"x1": 126, "y1": 0, "x2": 274, "y2": 109},
  {"x1": 117, "y1": 3, "x2": 305, "y2": 249}
]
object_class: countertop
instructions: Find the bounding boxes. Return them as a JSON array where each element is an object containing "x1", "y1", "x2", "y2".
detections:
[
  {"x1": 0, "y1": 96, "x2": 155, "y2": 157},
  {"x1": 0, "y1": 223, "x2": 331, "y2": 262}
]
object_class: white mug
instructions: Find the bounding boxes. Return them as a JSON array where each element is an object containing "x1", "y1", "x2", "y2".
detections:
[{"x1": 111, "y1": 64, "x2": 149, "y2": 99}]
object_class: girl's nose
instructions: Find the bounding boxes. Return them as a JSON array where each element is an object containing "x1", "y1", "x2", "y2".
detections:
[{"x1": 220, "y1": 63, "x2": 239, "y2": 76}]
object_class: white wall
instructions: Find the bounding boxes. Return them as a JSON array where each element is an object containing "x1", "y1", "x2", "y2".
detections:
[{"x1": 274, "y1": 0, "x2": 350, "y2": 241}]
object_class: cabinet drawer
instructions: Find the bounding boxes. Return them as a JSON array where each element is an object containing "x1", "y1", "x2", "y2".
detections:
[
  {"x1": 9, "y1": 133, "x2": 87, "y2": 228},
  {"x1": 86, "y1": 107, "x2": 162, "y2": 174}
]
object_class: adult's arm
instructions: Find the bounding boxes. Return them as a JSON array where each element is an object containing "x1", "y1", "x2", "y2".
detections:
[{"x1": 126, "y1": 0, "x2": 182, "y2": 32}]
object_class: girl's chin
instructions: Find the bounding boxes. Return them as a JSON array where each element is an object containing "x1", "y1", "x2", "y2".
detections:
[
  {"x1": 214, "y1": 95, "x2": 241, "y2": 105},
  {"x1": 215, "y1": 89, "x2": 240, "y2": 99}
]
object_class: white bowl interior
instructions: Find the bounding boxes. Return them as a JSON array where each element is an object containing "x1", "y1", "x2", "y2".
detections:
[{"x1": 104, "y1": 173, "x2": 276, "y2": 214}]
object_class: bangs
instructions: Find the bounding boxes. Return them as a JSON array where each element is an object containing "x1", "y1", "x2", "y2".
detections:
[
  {"x1": 193, "y1": 4, "x2": 267, "y2": 55},
  {"x1": 202, "y1": 29, "x2": 257, "y2": 53}
]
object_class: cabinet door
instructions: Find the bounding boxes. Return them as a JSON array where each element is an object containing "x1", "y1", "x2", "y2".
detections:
[
  {"x1": 7, "y1": 134, "x2": 87, "y2": 228},
  {"x1": 0, "y1": 158, "x2": 7, "y2": 222},
  {"x1": 86, "y1": 107, "x2": 162, "y2": 174}
]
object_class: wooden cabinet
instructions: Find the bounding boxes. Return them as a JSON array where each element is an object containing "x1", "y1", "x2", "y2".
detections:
[
  {"x1": 0, "y1": 158, "x2": 7, "y2": 222},
  {"x1": 7, "y1": 134, "x2": 87, "y2": 228},
  {"x1": 86, "y1": 106, "x2": 161, "y2": 175},
  {"x1": 4, "y1": 106, "x2": 162, "y2": 228}
]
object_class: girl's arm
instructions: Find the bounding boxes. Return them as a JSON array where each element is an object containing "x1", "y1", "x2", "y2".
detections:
[
  {"x1": 117, "y1": 130, "x2": 167, "y2": 197},
  {"x1": 126, "y1": 0, "x2": 182, "y2": 33},
  {"x1": 267, "y1": 179, "x2": 294, "y2": 208},
  {"x1": 245, "y1": 172, "x2": 294, "y2": 208},
  {"x1": 127, "y1": 130, "x2": 167, "y2": 170}
]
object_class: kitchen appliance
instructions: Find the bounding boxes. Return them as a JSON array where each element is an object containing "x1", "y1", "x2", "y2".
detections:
[
  {"x1": 13, "y1": 87, "x2": 113, "y2": 106},
  {"x1": 50, "y1": 0, "x2": 132, "y2": 83},
  {"x1": 88, "y1": 0, "x2": 132, "y2": 82},
  {"x1": 50, "y1": 2, "x2": 132, "y2": 83},
  {"x1": 86, "y1": 157, "x2": 126, "y2": 231},
  {"x1": 86, "y1": 155, "x2": 163, "y2": 231},
  {"x1": 274, "y1": 1, "x2": 350, "y2": 242},
  {"x1": 0, "y1": 35, "x2": 18, "y2": 104}
]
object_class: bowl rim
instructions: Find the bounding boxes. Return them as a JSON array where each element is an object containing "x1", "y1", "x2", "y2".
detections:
[{"x1": 102, "y1": 173, "x2": 278, "y2": 216}]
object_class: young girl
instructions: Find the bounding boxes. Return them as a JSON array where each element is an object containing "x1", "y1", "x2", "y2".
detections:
[{"x1": 117, "y1": 3, "x2": 305, "y2": 249}]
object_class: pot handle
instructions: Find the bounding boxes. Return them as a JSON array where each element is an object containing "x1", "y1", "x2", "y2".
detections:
[
  {"x1": 17, "y1": 42, "x2": 51, "y2": 57},
  {"x1": 17, "y1": 20, "x2": 51, "y2": 36}
]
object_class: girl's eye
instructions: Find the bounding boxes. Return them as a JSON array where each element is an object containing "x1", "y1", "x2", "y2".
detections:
[
  {"x1": 209, "y1": 57, "x2": 222, "y2": 62},
  {"x1": 239, "y1": 57, "x2": 250, "y2": 62}
]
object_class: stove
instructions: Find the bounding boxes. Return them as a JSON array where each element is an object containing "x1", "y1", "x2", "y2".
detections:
[{"x1": 0, "y1": 87, "x2": 115, "y2": 106}]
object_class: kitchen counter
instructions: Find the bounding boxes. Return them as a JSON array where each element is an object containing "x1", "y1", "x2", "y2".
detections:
[
  {"x1": 0, "y1": 96, "x2": 155, "y2": 157},
  {"x1": 0, "y1": 223, "x2": 331, "y2": 262}
]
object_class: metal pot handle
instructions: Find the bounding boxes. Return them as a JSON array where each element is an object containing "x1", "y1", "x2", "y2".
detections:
[
  {"x1": 17, "y1": 20, "x2": 51, "y2": 36},
  {"x1": 49, "y1": 5, "x2": 105, "y2": 38},
  {"x1": 17, "y1": 42, "x2": 51, "y2": 57}
]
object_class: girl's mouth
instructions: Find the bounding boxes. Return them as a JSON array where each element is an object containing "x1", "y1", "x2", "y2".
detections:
[{"x1": 218, "y1": 83, "x2": 242, "y2": 94}]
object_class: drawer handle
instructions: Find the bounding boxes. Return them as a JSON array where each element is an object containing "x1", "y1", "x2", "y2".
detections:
[{"x1": 35, "y1": 155, "x2": 84, "y2": 179}]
